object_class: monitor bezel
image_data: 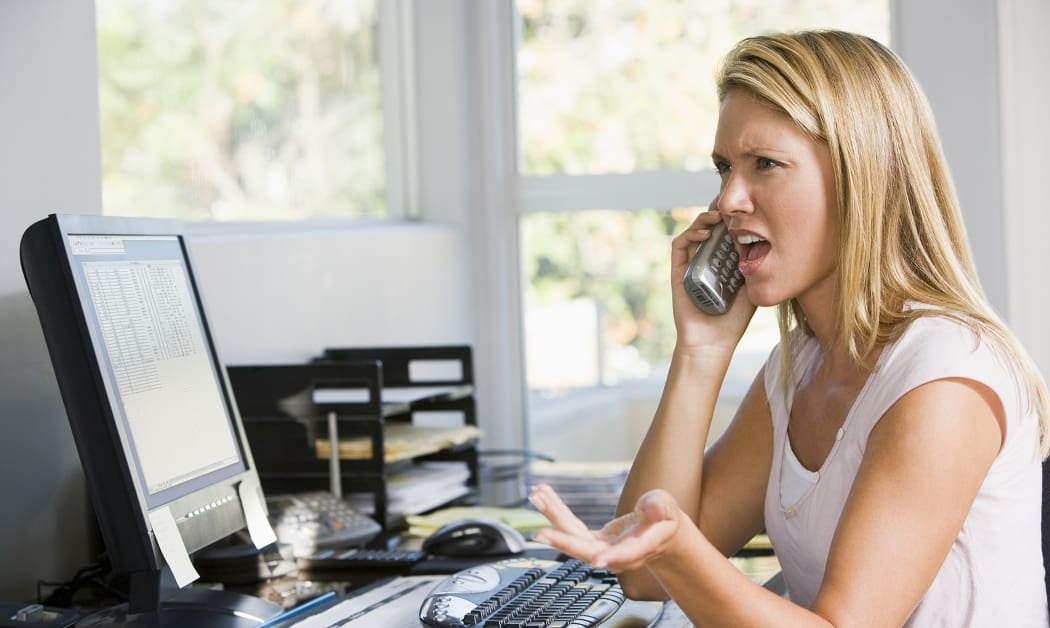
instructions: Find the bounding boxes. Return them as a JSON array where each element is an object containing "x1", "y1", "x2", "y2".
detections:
[{"x1": 20, "y1": 213, "x2": 266, "y2": 579}]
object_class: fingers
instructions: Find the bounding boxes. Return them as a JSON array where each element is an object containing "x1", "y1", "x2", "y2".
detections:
[
  {"x1": 592, "y1": 493, "x2": 679, "y2": 571},
  {"x1": 673, "y1": 208, "x2": 722, "y2": 245},
  {"x1": 529, "y1": 485, "x2": 683, "y2": 573},
  {"x1": 532, "y1": 526, "x2": 610, "y2": 565},
  {"x1": 530, "y1": 484, "x2": 609, "y2": 565},
  {"x1": 529, "y1": 483, "x2": 638, "y2": 568},
  {"x1": 529, "y1": 483, "x2": 591, "y2": 537},
  {"x1": 671, "y1": 209, "x2": 723, "y2": 270},
  {"x1": 592, "y1": 518, "x2": 678, "y2": 572},
  {"x1": 690, "y1": 203, "x2": 723, "y2": 229}
]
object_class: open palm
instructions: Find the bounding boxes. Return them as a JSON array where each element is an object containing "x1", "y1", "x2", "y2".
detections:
[{"x1": 530, "y1": 483, "x2": 682, "y2": 573}]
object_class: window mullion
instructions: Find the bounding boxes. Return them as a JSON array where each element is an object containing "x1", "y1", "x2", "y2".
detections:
[
  {"x1": 518, "y1": 170, "x2": 721, "y2": 214},
  {"x1": 379, "y1": 0, "x2": 419, "y2": 219}
]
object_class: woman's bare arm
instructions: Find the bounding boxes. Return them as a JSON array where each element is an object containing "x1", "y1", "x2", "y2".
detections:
[
  {"x1": 643, "y1": 377, "x2": 1002, "y2": 626},
  {"x1": 615, "y1": 362, "x2": 773, "y2": 598}
]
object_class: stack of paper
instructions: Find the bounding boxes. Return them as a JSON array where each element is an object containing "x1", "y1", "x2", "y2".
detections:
[
  {"x1": 404, "y1": 506, "x2": 551, "y2": 539},
  {"x1": 348, "y1": 461, "x2": 471, "y2": 519},
  {"x1": 314, "y1": 424, "x2": 482, "y2": 463},
  {"x1": 524, "y1": 461, "x2": 631, "y2": 530}
]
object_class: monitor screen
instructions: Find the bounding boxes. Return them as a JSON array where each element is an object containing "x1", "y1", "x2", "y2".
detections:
[
  {"x1": 20, "y1": 214, "x2": 275, "y2": 616},
  {"x1": 66, "y1": 233, "x2": 244, "y2": 506}
]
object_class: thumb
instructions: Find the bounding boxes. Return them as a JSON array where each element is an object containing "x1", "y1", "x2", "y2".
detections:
[{"x1": 637, "y1": 489, "x2": 677, "y2": 523}]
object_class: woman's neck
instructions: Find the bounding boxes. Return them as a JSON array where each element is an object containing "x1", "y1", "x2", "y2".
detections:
[{"x1": 797, "y1": 293, "x2": 880, "y2": 377}]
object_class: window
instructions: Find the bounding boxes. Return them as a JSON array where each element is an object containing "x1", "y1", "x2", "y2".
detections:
[
  {"x1": 96, "y1": 0, "x2": 405, "y2": 221},
  {"x1": 514, "y1": 1, "x2": 891, "y2": 461}
]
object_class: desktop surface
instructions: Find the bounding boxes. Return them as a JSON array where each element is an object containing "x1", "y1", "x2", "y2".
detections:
[
  {"x1": 239, "y1": 543, "x2": 779, "y2": 627},
  {"x1": 75, "y1": 589, "x2": 282, "y2": 628},
  {"x1": 259, "y1": 573, "x2": 664, "y2": 628},
  {"x1": 186, "y1": 517, "x2": 778, "y2": 627}
]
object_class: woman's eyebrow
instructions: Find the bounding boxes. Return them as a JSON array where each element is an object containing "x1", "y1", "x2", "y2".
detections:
[{"x1": 710, "y1": 147, "x2": 785, "y2": 162}]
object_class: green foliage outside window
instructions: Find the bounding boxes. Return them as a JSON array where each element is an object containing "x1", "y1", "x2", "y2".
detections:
[
  {"x1": 97, "y1": 0, "x2": 386, "y2": 220},
  {"x1": 517, "y1": 0, "x2": 889, "y2": 175}
]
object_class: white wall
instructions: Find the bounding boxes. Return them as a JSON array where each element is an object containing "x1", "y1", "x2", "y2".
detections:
[
  {"x1": 0, "y1": 0, "x2": 104, "y2": 603},
  {"x1": 895, "y1": 0, "x2": 1050, "y2": 378},
  {"x1": 188, "y1": 222, "x2": 472, "y2": 365},
  {"x1": 895, "y1": 0, "x2": 1006, "y2": 310},
  {"x1": 999, "y1": 0, "x2": 1050, "y2": 378}
]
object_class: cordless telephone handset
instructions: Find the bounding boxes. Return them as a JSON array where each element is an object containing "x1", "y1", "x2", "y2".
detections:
[{"x1": 683, "y1": 221, "x2": 744, "y2": 315}]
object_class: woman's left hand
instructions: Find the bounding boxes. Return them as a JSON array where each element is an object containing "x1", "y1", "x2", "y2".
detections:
[{"x1": 529, "y1": 483, "x2": 682, "y2": 573}]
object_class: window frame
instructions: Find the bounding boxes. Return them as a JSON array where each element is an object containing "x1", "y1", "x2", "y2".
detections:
[
  {"x1": 95, "y1": 0, "x2": 419, "y2": 224},
  {"x1": 379, "y1": 0, "x2": 421, "y2": 220}
]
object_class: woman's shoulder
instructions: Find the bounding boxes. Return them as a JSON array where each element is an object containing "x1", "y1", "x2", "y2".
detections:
[
  {"x1": 891, "y1": 309, "x2": 993, "y2": 362},
  {"x1": 883, "y1": 309, "x2": 1019, "y2": 408}
]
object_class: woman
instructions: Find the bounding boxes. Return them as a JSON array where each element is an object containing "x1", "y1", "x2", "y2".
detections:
[{"x1": 528, "y1": 30, "x2": 1049, "y2": 626}]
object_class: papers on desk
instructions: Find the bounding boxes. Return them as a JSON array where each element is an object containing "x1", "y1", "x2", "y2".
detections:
[
  {"x1": 525, "y1": 460, "x2": 631, "y2": 529},
  {"x1": 286, "y1": 576, "x2": 441, "y2": 627},
  {"x1": 405, "y1": 505, "x2": 551, "y2": 538},
  {"x1": 314, "y1": 423, "x2": 482, "y2": 463},
  {"x1": 347, "y1": 461, "x2": 472, "y2": 518}
]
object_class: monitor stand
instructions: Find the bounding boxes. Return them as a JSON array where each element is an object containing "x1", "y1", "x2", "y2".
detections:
[{"x1": 76, "y1": 568, "x2": 282, "y2": 628}]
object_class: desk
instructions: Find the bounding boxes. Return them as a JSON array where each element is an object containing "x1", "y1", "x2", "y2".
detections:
[
  {"x1": 264, "y1": 575, "x2": 664, "y2": 627},
  {"x1": 264, "y1": 553, "x2": 781, "y2": 627}
]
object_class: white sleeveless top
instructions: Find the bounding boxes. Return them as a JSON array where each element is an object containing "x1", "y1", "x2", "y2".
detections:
[{"x1": 763, "y1": 314, "x2": 1047, "y2": 626}]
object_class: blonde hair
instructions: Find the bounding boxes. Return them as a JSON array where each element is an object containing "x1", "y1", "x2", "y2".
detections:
[{"x1": 716, "y1": 30, "x2": 1050, "y2": 457}]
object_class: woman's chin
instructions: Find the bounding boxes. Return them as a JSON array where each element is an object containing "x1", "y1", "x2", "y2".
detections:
[{"x1": 741, "y1": 286, "x2": 778, "y2": 309}]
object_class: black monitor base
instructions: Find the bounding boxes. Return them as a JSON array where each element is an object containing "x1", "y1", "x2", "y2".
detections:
[{"x1": 76, "y1": 589, "x2": 282, "y2": 628}]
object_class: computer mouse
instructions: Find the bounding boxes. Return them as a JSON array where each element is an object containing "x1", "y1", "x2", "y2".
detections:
[{"x1": 421, "y1": 519, "x2": 527, "y2": 557}]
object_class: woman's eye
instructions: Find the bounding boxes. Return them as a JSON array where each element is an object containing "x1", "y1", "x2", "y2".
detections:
[
  {"x1": 757, "y1": 157, "x2": 779, "y2": 170},
  {"x1": 714, "y1": 161, "x2": 730, "y2": 175}
]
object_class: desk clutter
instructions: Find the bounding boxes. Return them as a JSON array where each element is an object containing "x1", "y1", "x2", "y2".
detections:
[
  {"x1": 17, "y1": 214, "x2": 678, "y2": 628},
  {"x1": 405, "y1": 505, "x2": 551, "y2": 539},
  {"x1": 248, "y1": 559, "x2": 663, "y2": 627},
  {"x1": 345, "y1": 461, "x2": 473, "y2": 520},
  {"x1": 314, "y1": 423, "x2": 482, "y2": 462},
  {"x1": 58, "y1": 336, "x2": 672, "y2": 625},
  {"x1": 228, "y1": 345, "x2": 481, "y2": 530},
  {"x1": 524, "y1": 460, "x2": 632, "y2": 529},
  {"x1": 188, "y1": 499, "x2": 660, "y2": 627}
]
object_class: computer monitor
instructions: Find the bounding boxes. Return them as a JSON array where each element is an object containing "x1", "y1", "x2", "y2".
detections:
[{"x1": 20, "y1": 214, "x2": 280, "y2": 625}]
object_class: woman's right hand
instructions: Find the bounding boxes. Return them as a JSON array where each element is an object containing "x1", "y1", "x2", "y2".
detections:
[{"x1": 671, "y1": 202, "x2": 756, "y2": 355}]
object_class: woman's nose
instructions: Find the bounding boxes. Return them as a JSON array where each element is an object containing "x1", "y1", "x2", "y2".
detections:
[{"x1": 717, "y1": 173, "x2": 754, "y2": 215}]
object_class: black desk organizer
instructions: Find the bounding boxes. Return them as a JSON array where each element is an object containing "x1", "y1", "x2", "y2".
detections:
[{"x1": 227, "y1": 345, "x2": 480, "y2": 531}]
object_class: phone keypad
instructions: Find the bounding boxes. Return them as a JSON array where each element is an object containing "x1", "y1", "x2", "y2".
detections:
[
  {"x1": 684, "y1": 222, "x2": 744, "y2": 315},
  {"x1": 713, "y1": 231, "x2": 743, "y2": 290}
]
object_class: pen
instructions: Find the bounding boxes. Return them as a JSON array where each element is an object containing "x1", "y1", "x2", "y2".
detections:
[{"x1": 258, "y1": 591, "x2": 337, "y2": 628}]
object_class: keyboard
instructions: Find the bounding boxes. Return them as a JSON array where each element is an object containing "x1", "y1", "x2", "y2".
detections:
[
  {"x1": 297, "y1": 548, "x2": 427, "y2": 573},
  {"x1": 418, "y1": 557, "x2": 628, "y2": 627}
]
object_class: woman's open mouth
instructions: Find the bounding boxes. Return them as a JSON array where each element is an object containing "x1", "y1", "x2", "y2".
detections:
[{"x1": 735, "y1": 233, "x2": 770, "y2": 276}]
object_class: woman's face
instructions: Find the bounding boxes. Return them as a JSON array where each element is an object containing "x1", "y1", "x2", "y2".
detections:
[{"x1": 711, "y1": 89, "x2": 839, "y2": 312}]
